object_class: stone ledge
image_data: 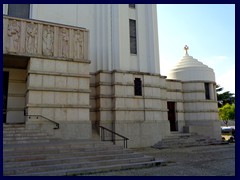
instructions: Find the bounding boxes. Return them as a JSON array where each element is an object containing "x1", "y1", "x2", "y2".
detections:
[
  {"x1": 4, "y1": 52, "x2": 91, "y2": 63},
  {"x1": 92, "y1": 70, "x2": 167, "y2": 78},
  {"x1": 27, "y1": 87, "x2": 90, "y2": 93},
  {"x1": 90, "y1": 82, "x2": 167, "y2": 89},
  {"x1": 166, "y1": 89, "x2": 183, "y2": 92},
  {"x1": 28, "y1": 70, "x2": 90, "y2": 78},
  {"x1": 184, "y1": 110, "x2": 219, "y2": 113},
  {"x1": 183, "y1": 80, "x2": 216, "y2": 84},
  {"x1": 183, "y1": 90, "x2": 205, "y2": 93},
  {"x1": 91, "y1": 108, "x2": 168, "y2": 112},
  {"x1": 93, "y1": 95, "x2": 167, "y2": 100},
  {"x1": 26, "y1": 104, "x2": 91, "y2": 108},
  {"x1": 183, "y1": 100, "x2": 218, "y2": 103}
]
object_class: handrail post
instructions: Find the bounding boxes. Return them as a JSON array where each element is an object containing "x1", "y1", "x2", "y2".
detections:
[{"x1": 99, "y1": 125, "x2": 129, "y2": 148}]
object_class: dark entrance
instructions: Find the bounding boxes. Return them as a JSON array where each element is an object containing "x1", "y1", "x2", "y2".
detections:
[
  {"x1": 3, "y1": 71, "x2": 9, "y2": 123},
  {"x1": 167, "y1": 101, "x2": 177, "y2": 131}
]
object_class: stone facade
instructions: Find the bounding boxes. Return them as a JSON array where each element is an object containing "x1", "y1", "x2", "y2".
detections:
[
  {"x1": 3, "y1": 16, "x2": 91, "y2": 140},
  {"x1": 3, "y1": 4, "x2": 221, "y2": 148},
  {"x1": 90, "y1": 70, "x2": 170, "y2": 147}
]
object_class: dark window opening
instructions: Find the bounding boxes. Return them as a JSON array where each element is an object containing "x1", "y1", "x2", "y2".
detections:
[
  {"x1": 129, "y1": 19, "x2": 137, "y2": 54},
  {"x1": 129, "y1": 4, "x2": 136, "y2": 8},
  {"x1": 205, "y1": 83, "x2": 210, "y2": 100},
  {"x1": 8, "y1": 4, "x2": 30, "y2": 19},
  {"x1": 134, "y1": 78, "x2": 142, "y2": 96}
]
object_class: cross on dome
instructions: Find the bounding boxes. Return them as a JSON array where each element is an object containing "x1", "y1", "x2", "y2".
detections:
[{"x1": 184, "y1": 45, "x2": 189, "y2": 55}]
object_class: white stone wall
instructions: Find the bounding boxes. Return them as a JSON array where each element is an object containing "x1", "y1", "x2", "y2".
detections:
[
  {"x1": 19, "y1": 4, "x2": 160, "y2": 74},
  {"x1": 90, "y1": 70, "x2": 170, "y2": 147},
  {"x1": 4, "y1": 68, "x2": 27, "y2": 123},
  {"x1": 182, "y1": 81, "x2": 221, "y2": 140},
  {"x1": 166, "y1": 80, "x2": 185, "y2": 132},
  {"x1": 26, "y1": 57, "x2": 92, "y2": 139}
]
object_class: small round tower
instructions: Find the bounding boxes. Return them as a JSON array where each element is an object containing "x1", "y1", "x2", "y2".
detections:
[
  {"x1": 167, "y1": 46, "x2": 221, "y2": 140},
  {"x1": 168, "y1": 45, "x2": 215, "y2": 82}
]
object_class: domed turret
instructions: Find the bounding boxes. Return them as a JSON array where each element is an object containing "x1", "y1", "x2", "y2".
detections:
[{"x1": 167, "y1": 45, "x2": 215, "y2": 82}]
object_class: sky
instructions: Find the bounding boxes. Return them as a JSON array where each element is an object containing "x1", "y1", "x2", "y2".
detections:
[{"x1": 157, "y1": 4, "x2": 235, "y2": 94}]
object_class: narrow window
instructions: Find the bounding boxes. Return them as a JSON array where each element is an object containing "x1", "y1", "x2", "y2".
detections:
[
  {"x1": 205, "y1": 83, "x2": 210, "y2": 100},
  {"x1": 129, "y1": 19, "x2": 137, "y2": 54},
  {"x1": 129, "y1": 4, "x2": 136, "y2": 8},
  {"x1": 134, "y1": 78, "x2": 142, "y2": 96},
  {"x1": 8, "y1": 4, "x2": 30, "y2": 19}
]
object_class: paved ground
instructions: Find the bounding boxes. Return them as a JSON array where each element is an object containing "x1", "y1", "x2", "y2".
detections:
[{"x1": 85, "y1": 143, "x2": 235, "y2": 176}]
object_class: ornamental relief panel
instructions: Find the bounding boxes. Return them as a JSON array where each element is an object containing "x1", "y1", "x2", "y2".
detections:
[
  {"x1": 59, "y1": 28, "x2": 69, "y2": 58},
  {"x1": 7, "y1": 20, "x2": 21, "y2": 53},
  {"x1": 74, "y1": 30, "x2": 84, "y2": 59},
  {"x1": 4, "y1": 16, "x2": 88, "y2": 60},
  {"x1": 42, "y1": 26, "x2": 54, "y2": 56},
  {"x1": 26, "y1": 23, "x2": 38, "y2": 54}
]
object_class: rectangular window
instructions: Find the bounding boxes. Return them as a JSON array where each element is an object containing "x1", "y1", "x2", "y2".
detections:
[
  {"x1": 8, "y1": 4, "x2": 30, "y2": 19},
  {"x1": 134, "y1": 78, "x2": 142, "y2": 96},
  {"x1": 129, "y1": 19, "x2": 137, "y2": 54},
  {"x1": 129, "y1": 4, "x2": 136, "y2": 8},
  {"x1": 205, "y1": 83, "x2": 210, "y2": 100}
]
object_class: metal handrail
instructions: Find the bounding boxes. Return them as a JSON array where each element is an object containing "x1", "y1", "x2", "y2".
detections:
[
  {"x1": 99, "y1": 125, "x2": 129, "y2": 148},
  {"x1": 26, "y1": 115, "x2": 60, "y2": 130}
]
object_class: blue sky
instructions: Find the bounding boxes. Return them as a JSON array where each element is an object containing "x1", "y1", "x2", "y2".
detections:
[{"x1": 157, "y1": 4, "x2": 235, "y2": 93}]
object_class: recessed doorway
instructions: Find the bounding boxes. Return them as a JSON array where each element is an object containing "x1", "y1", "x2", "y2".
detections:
[{"x1": 167, "y1": 101, "x2": 177, "y2": 131}]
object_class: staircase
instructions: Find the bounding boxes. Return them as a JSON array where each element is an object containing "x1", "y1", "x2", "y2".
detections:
[
  {"x1": 153, "y1": 132, "x2": 223, "y2": 149},
  {"x1": 3, "y1": 124, "x2": 162, "y2": 176}
]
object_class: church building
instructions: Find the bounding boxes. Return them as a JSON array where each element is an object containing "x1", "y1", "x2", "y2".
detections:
[{"x1": 3, "y1": 4, "x2": 221, "y2": 148}]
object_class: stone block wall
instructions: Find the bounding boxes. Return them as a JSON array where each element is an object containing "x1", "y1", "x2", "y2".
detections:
[
  {"x1": 26, "y1": 57, "x2": 91, "y2": 139},
  {"x1": 90, "y1": 70, "x2": 170, "y2": 147},
  {"x1": 182, "y1": 81, "x2": 221, "y2": 140},
  {"x1": 182, "y1": 81, "x2": 219, "y2": 122}
]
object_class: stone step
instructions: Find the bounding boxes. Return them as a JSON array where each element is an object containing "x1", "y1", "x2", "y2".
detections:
[
  {"x1": 4, "y1": 149, "x2": 133, "y2": 163},
  {"x1": 12, "y1": 160, "x2": 163, "y2": 176},
  {"x1": 3, "y1": 140, "x2": 123, "y2": 155},
  {"x1": 3, "y1": 129, "x2": 47, "y2": 134},
  {"x1": 153, "y1": 132, "x2": 222, "y2": 149},
  {"x1": 4, "y1": 132, "x2": 47, "y2": 137},
  {"x1": 3, "y1": 124, "x2": 160, "y2": 176},
  {"x1": 4, "y1": 136, "x2": 57, "y2": 141},
  {"x1": 4, "y1": 152, "x2": 144, "y2": 168},
  {"x1": 4, "y1": 156, "x2": 154, "y2": 176},
  {"x1": 4, "y1": 145, "x2": 124, "y2": 157},
  {"x1": 3, "y1": 139, "x2": 53, "y2": 145}
]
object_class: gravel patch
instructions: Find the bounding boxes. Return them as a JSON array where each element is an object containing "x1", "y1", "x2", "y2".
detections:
[{"x1": 83, "y1": 143, "x2": 235, "y2": 176}]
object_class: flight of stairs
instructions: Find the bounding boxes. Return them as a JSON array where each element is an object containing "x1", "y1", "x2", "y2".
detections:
[
  {"x1": 153, "y1": 132, "x2": 224, "y2": 149},
  {"x1": 3, "y1": 124, "x2": 162, "y2": 176}
]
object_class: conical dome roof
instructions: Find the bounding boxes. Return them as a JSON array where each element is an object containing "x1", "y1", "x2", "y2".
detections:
[{"x1": 167, "y1": 45, "x2": 215, "y2": 82}]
